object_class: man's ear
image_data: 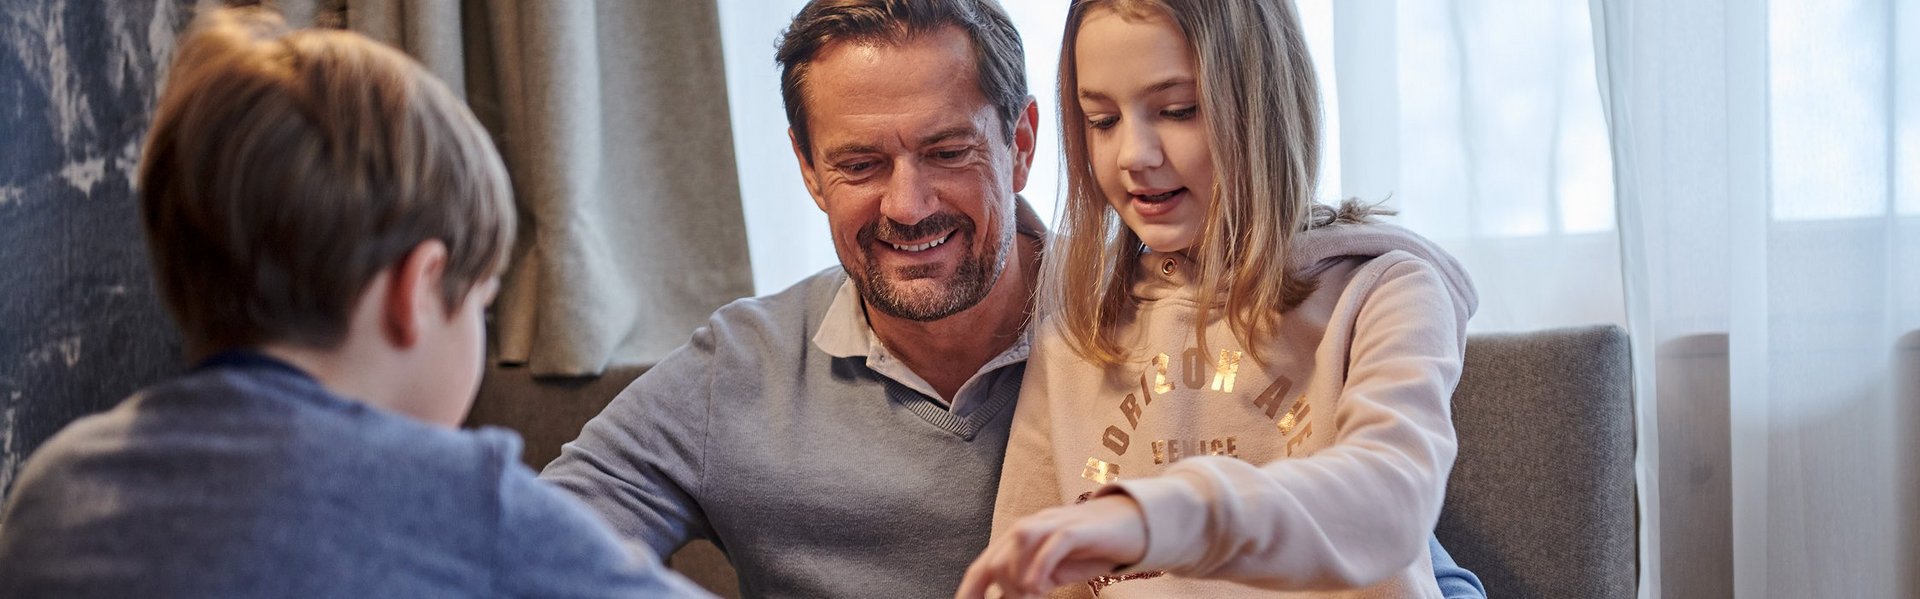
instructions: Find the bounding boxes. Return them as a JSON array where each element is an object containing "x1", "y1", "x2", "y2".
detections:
[
  {"x1": 790, "y1": 128, "x2": 829, "y2": 212},
  {"x1": 1010, "y1": 96, "x2": 1040, "y2": 193},
  {"x1": 381, "y1": 240, "x2": 451, "y2": 349}
]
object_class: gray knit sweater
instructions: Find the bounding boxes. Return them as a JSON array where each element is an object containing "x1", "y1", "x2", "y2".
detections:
[{"x1": 541, "y1": 268, "x2": 1028, "y2": 598}]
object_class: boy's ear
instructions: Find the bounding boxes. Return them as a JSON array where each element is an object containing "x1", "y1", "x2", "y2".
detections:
[{"x1": 382, "y1": 240, "x2": 451, "y2": 349}]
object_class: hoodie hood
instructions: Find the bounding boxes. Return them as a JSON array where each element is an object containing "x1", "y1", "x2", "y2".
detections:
[
  {"x1": 1291, "y1": 221, "x2": 1479, "y2": 329},
  {"x1": 1130, "y1": 221, "x2": 1479, "y2": 331}
]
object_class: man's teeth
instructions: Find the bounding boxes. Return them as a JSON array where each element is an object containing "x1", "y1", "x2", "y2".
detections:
[{"x1": 890, "y1": 231, "x2": 953, "y2": 252}]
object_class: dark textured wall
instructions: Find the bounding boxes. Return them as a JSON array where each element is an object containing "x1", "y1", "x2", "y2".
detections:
[{"x1": 0, "y1": 0, "x2": 194, "y2": 498}]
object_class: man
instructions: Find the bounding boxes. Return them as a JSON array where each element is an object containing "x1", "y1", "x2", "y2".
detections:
[
  {"x1": 540, "y1": 1, "x2": 1484, "y2": 597},
  {"x1": 542, "y1": 3, "x2": 1037, "y2": 596}
]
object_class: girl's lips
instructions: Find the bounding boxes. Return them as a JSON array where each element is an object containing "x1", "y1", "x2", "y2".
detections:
[
  {"x1": 1130, "y1": 188, "x2": 1188, "y2": 217},
  {"x1": 1133, "y1": 187, "x2": 1182, "y2": 203}
]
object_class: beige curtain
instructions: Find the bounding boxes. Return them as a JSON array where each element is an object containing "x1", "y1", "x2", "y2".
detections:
[{"x1": 279, "y1": 0, "x2": 753, "y2": 377}]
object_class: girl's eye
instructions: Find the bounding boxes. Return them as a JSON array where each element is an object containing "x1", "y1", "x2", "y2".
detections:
[
  {"x1": 1086, "y1": 115, "x2": 1118, "y2": 130},
  {"x1": 1163, "y1": 105, "x2": 1198, "y2": 120}
]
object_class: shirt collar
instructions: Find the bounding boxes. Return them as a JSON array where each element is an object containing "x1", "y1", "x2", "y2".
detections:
[
  {"x1": 811, "y1": 278, "x2": 1031, "y2": 413},
  {"x1": 808, "y1": 196, "x2": 1046, "y2": 410},
  {"x1": 812, "y1": 277, "x2": 1035, "y2": 362},
  {"x1": 812, "y1": 277, "x2": 882, "y2": 360}
]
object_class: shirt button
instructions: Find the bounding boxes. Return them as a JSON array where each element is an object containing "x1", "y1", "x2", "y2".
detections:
[{"x1": 1161, "y1": 258, "x2": 1177, "y2": 276}]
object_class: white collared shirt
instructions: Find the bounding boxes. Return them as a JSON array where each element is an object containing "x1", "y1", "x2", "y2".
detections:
[{"x1": 810, "y1": 279, "x2": 1031, "y2": 418}]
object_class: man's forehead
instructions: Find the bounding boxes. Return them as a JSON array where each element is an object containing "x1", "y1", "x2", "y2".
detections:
[
  {"x1": 812, "y1": 106, "x2": 994, "y2": 154},
  {"x1": 802, "y1": 29, "x2": 998, "y2": 151}
]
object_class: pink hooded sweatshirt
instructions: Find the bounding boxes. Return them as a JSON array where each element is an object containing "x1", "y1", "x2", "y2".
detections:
[{"x1": 991, "y1": 221, "x2": 1478, "y2": 598}]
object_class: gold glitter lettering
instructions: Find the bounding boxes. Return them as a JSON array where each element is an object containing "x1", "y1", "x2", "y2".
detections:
[
  {"x1": 1278, "y1": 395, "x2": 1312, "y2": 436},
  {"x1": 1152, "y1": 437, "x2": 1240, "y2": 465},
  {"x1": 1285, "y1": 422, "x2": 1315, "y2": 456},
  {"x1": 1087, "y1": 570, "x2": 1166, "y2": 594},
  {"x1": 1119, "y1": 394, "x2": 1142, "y2": 430},
  {"x1": 1250, "y1": 375, "x2": 1293, "y2": 419},
  {"x1": 1210, "y1": 349, "x2": 1243, "y2": 393},
  {"x1": 1102, "y1": 425, "x2": 1131, "y2": 456},
  {"x1": 1151, "y1": 353, "x2": 1174, "y2": 394},
  {"x1": 1082, "y1": 457, "x2": 1121, "y2": 485},
  {"x1": 1182, "y1": 348, "x2": 1206, "y2": 389}
]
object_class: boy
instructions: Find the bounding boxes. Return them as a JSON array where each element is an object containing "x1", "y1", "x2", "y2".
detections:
[{"x1": 0, "y1": 8, "x2": 710, "y2": 598}]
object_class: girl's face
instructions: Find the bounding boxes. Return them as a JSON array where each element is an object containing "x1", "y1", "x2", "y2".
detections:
[{"x1": 1074, "y1": 8, "x2": 1214, "y2": 254}]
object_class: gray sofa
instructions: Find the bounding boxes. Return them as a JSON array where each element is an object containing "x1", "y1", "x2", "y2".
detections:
[
  {"x1": 471, "y1": 324, "x2": 1639, "y2": 598},
  {"x1": 1440, "y1": 324, "x2": 1638, "y2": 598}
]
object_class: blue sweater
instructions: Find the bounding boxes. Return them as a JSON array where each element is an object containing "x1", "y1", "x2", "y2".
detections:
[{"x1": 0, "y1": 352, "x2": 709, "y2": 598}]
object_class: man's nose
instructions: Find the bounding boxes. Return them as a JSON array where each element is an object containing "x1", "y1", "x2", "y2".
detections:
[
  {"x1": 1116, "y1": 119, "x2": 1164, "y2": 173},
  {"x1": 879, "y1": 160, "x2": 940, "y2": 226}
]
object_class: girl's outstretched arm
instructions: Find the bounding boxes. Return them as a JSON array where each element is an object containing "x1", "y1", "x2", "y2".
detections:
[{"x1": 954, "y1": 494, "x2": 1145, "y2": 599}]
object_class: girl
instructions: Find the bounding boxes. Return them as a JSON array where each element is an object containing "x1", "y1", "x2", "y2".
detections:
[{"x1": 956, "y1": 0, "x2": 1477, "y2": 597}]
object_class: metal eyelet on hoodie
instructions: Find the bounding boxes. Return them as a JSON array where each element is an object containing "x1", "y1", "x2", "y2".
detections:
[{"x1": 1161, "y1": 258, "x2": 1177, "y2": 276}]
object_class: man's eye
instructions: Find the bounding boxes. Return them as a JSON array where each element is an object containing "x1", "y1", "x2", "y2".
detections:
[
  {"x1": 840, "y1": 160, "x2": 878, "y2": 174},
  {"x1": 1163, "y1": 105, "x2": 1198, "y2": 120},
  {"x1": 931, "y1": 148, "x2": 970, "y2": 163},
  {"x1": 1086, "y1": 115, "x2": 1118, "y2": 130}
]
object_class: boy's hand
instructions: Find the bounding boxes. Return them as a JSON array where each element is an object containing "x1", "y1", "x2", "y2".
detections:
[{"x1": 953, "y1": 494, "x2": 1148, "y2": 599}]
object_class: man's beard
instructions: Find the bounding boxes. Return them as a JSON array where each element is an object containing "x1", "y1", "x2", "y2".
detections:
[{"x1": 852, "y1": 212, "x2": 1011, "y2": 322}]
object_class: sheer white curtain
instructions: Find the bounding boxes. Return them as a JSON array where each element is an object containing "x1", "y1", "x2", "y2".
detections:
[
  {"x1": 1320, "y1": 0, "x2": 1625, "y2": 336},
  {"x1": 1593, "y1": 0, "x2": 1919, "y2": 597}
]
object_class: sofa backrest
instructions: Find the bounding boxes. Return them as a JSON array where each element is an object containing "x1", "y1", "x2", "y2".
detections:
[
  {"x1": 1439, "y1": 324, "x2": 1639, "y2": 598},
  {"x1": 492, "y1": 325, "x2": 1644, "y2": 597}
]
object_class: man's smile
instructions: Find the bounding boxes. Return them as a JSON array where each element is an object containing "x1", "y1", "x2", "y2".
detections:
[{"x1": 886, "y1": 230, "x2": 955, "y2": 252}]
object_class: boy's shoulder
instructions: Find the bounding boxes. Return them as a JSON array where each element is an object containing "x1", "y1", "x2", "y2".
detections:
[
  {"x1": 9, "y1": 359, "x2": 524, "y2": 518},
  {"x1": 0, "y1": 362, "x2": 529, "y2": 596},
  {"x1": 108, "y1": 360, "x2": 516, "y2": 468}
]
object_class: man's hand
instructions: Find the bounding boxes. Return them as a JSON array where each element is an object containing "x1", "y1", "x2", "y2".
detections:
[{"x1": 953, "y1": 494, "x2": 1149, "y2": 599}]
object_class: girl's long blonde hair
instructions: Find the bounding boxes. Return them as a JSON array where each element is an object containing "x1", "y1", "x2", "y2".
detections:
[{"x1": 1045, "y1": 0, "x2": 1371, "y2": 365}]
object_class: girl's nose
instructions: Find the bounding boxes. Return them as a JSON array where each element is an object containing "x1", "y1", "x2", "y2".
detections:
[{"x1": 1116, "y1": 119, "x2": 1165, "y2": 173}]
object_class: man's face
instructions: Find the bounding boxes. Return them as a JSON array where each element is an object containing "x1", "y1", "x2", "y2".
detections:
[{"x1": 791, "y1": 27, "x2": 1036, "y2": 322}]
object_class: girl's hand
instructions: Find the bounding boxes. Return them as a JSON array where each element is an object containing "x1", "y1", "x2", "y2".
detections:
[{"x1": 953, "y1": 494, "x2": 1149, "y2": 599}]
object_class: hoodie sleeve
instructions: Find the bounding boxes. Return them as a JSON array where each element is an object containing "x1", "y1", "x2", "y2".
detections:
[{"x1": 1101, "y1": 256, "x2": 1463, "y2": 589}]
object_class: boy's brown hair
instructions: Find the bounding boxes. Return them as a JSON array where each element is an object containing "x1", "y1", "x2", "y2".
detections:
[{"x1": 138, "y1": 7, "x2": 515, "y2": 358}]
